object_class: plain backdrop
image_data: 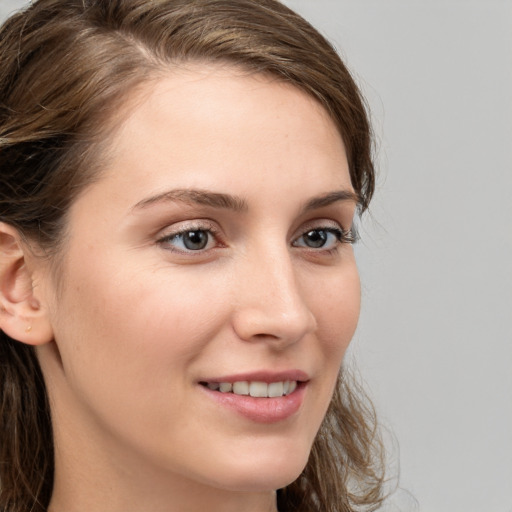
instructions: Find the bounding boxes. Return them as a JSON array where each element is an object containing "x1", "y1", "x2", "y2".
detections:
[{"x1": 1, "y1": 1, "x2": 511, "y2": 511}]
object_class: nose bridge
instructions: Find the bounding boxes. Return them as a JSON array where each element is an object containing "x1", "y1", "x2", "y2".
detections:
[{"x1": 232, "y1": 240, "x2": 316, "y2": 345}]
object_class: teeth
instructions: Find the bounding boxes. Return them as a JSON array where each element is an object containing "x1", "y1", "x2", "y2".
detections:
[
  {"x1": 268, "y1": 381, "x2": 284, "y2": 398},
  {"x1": 206, "y1": 380, "x2": 298, "y2": 397},
  {"x1": 232, "y1": 381, "x2": 249, "y2": 395},
  {"x1": 219, "y1": 382, "x2": 233, "y2": 393},
  {"x1": 249, "y1": 381, "x2": 267, "y2": 397}
]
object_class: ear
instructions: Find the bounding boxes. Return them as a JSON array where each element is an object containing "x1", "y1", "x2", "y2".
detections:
[{"x1": 0, "y1": 222, "x2": 54, "y2": 346}]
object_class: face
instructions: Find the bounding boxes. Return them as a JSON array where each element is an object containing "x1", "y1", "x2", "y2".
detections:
[{"x1": 38, "y1": 65, "x2": 360, "y2": 499}]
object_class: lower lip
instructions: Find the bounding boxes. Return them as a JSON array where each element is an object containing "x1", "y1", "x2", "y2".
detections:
[{"x1": 200, "y1": 383, "x2": 306, "y2": 424}]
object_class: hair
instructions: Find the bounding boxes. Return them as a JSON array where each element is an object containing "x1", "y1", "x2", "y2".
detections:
[{"x1": 0, "y1": 1, "x2": 384, "y2": 511}]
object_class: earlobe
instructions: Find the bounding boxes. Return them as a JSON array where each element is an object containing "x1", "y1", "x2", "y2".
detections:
[{"x1": 0, "y1": 222, "x2": 54, "y2": 346}]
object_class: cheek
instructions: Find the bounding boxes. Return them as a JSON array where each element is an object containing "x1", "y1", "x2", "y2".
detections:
[
  {"x1": 46, "y1": 253, "x2": 234, "y2": 450},
  {"x1": 309, "y1": 261, "x2": 361, "y2": 360},
  {"x1": 294, "y1": 259, "x2": 360, "y2": 427},
  {"x1": 50, "y1": 250, "x2": 236, "y2": 396}
]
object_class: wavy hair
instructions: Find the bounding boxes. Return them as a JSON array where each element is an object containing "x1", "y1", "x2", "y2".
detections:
[{"x1": 0, "y1": 1, "x2": 384, "y2": 510}]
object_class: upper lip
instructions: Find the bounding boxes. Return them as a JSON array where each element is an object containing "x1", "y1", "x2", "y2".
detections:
[{"x1": 199, "y1": 369, "x2": 310, "y2": 384}]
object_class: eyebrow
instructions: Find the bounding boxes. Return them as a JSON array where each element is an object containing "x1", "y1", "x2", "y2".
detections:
[
  {"x1": 132, "y1": 189, "x2": 248, "y2": 212},
  {"x1": 301, "y1": 190, "x2": 360, "y2": 212},
  {"x1": 131, "y1": 188, "x2": 359, "y2": 213}
]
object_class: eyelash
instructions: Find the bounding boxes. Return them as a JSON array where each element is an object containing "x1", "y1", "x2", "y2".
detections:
[
  {"x1": 156, "y1": 222, "x2": 221, "y2": 254},
  {"x1": 156, "y1": 223, "x2": 357, "y2": 255},
  {"x1": 292, "y1": 226, "x2": 357, "y2": 253}
]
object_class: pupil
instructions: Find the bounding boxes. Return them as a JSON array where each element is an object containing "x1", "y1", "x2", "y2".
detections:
[
  {"x1": 305, "y1": 230, "x2": 327, "y2": 248},
  {"x1": 184, "y1": 230, "x2": 208, "y2": 250}
]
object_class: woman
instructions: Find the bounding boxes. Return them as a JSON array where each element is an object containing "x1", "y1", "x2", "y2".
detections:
[{"x1": 0, "y1": 1, "x2": 384, "y2": 511}]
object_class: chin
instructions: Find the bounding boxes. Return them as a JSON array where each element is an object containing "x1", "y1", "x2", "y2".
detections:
[
  {"x1": 205, "y1": 443, "x2": 311, "y2": 493},
  {"x1": 214, "y1": 468, "x2": 304, "y2": 494}
]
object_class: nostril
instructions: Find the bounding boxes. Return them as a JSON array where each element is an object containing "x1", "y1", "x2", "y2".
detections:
[{"x1": 253, "y1": 333, "x2": 279, "y2": 340}]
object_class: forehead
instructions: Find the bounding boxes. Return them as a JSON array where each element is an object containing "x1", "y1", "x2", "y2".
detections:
[
  {"x1": 70, "y1": 63, "x2": 352, "y2": 225},
  {"x1": 115, "y1": 64, "x2": 342, "y2": 143},
  {"x1": 107, "y1": 64, "x2": 348, "y2": 182}
]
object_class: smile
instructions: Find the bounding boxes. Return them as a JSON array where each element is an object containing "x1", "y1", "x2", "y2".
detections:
[{"x1": 202, "y1": 380, "x2": 298, "y2": 398}]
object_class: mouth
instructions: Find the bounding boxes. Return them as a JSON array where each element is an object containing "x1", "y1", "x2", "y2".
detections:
[
  {"x1": 198, "y1": 373, "x2": 308, "y2": 423},
  {"x1": 198, "y1": 370, "x2": 309, "y2": 423},
  {"x1": 199, "y1": 380, "x2": 298, "y2": 398}
]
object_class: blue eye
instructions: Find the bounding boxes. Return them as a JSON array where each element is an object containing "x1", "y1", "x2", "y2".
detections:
[{"x1": 161, "y1": 229, "x2": 215, "y2": 251}]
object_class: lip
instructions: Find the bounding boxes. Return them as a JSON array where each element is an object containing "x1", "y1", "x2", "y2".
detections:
[
  {"x1": 198, "y1": 369, "x2": 309, "y2": 424},
  {"x1": 201, "y1": 369, "x2": 309, "y2": 384}
]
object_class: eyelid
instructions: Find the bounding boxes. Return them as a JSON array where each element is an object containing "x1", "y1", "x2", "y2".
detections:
[
  {"x1": 154, "y1": 217, "x2": 358, "y2": 256},
  {"x1": 295, "y1": 219, "x2": 357, "y2": 243},
  {"x1": 156, "y1": 220, "x2": 224, "y2": 252}
]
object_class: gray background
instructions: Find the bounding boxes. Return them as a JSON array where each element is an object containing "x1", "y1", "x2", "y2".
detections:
[{"x1": 1, "y1": 1, "x2": 511, "y2": 511}]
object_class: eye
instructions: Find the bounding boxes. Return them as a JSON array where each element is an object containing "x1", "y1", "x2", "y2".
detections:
[
  {"x1": 293, "y1": 228, "x2": 339, "y2": 249},
  {"x1": 292, "y1": 226, "x2": 356, "y2": 250},
  {"x1": 158, "y1": 228, "x2": 217, "y2": 252}
]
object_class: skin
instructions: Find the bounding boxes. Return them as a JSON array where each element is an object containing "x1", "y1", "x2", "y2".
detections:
[{"x1": 4, "y1": 65, "x2": 361, "y2": 512}]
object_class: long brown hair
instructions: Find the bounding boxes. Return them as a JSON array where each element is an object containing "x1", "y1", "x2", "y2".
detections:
[{"x1": 0, "y1": 1, "x2": 384, "y2": 510}]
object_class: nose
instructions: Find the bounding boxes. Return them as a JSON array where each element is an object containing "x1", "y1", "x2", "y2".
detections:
[{"x1": 231, "y1": 247, "x2": 317, "y2": 348}]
